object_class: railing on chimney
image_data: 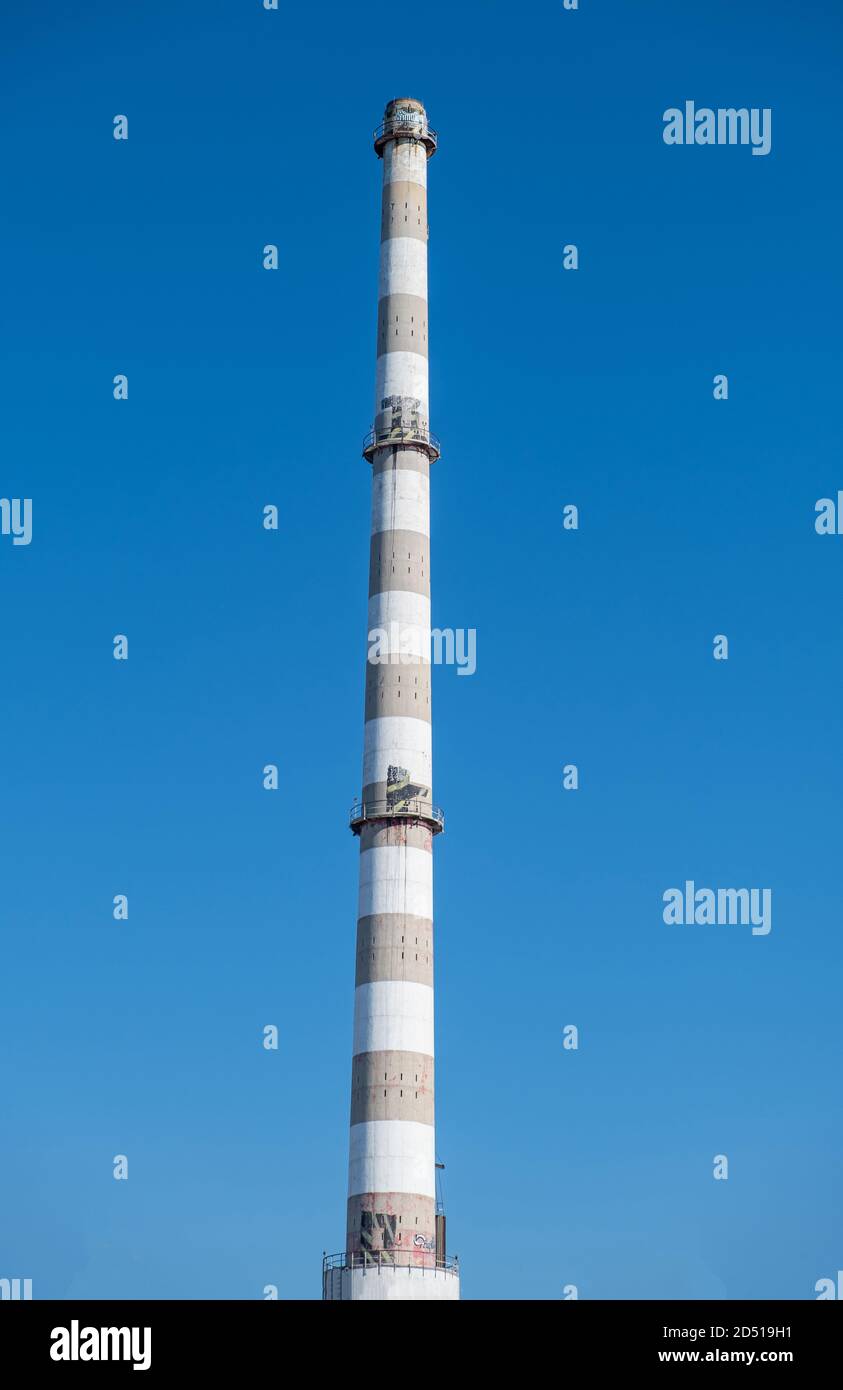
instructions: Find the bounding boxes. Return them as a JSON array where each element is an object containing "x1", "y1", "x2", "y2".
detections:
[
  {"x1": 349, "y1": 797, "x2": 445, "y2": 835},
  {"x1": 373, "y1": 118, "x2": 438, "y2": 157},
  {"x1": 362, "y1": 424, "x2": 441, "y2": 463},
  {"x1": 323, "y1": 1251, "x2": 458, "y2": 1274}
]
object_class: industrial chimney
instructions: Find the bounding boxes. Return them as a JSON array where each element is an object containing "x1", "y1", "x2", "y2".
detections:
[{"x1": 322, "y1": 98, "x2": 460, "y2": 1302}]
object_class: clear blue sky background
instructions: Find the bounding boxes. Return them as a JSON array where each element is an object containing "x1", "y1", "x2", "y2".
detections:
[{"x1": 1, "y1": 0, "x2": 841, "y2": 1300}]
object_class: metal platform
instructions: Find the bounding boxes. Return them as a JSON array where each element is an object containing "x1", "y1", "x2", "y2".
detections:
[
  {"x1": 373, "y1": 117, "x2": 438, "y2": 158},
  {"x1": 349, "y1": 797, "x2": 445, "y2": 836},
  {"x1": 362, "y1": 424, "x2": 441, "y2": 463}
]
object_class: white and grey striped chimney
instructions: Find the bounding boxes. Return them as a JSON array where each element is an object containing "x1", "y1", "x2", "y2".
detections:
[{"x1": 322, "y1": 98, "x2": 460, "y2": 1302}]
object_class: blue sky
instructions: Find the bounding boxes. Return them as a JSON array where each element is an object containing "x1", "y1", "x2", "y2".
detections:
[{"x1": 1, "y1": 0, "x2": 841, "y2": 1299}]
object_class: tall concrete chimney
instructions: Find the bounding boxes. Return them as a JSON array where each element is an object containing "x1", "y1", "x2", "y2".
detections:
[{"x1": 322, "y1": 98, "x2": 460, "y2": 1302}]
